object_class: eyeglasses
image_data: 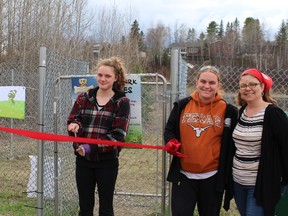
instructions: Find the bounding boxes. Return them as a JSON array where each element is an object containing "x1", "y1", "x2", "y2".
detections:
[
  {"x1": 199, "y1": 66, "x2": 220, "y2": 74},
  {"x1": 239, "y1": 83, "x2": 261, "y2": 89}
]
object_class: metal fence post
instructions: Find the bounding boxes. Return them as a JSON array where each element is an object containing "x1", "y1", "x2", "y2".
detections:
[
  {"x1": 170, "y1": 49, "x2": 179, "y2": 104},
  {"x1": 37, "y1": 47, "x2": 47, "y2": 216},
  {"x1": 9, "y1": 69, "x2": 15, "y2": 159}
]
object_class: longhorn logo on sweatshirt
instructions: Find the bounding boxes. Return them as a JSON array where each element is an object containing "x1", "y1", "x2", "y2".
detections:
[{"x1": 187, "y1": 124, "x2": 212, "y2": 137}]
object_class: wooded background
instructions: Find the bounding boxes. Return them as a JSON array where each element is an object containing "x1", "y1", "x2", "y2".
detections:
[{"x1": 1, "y1": 0, "x2": 288, "y2": 78}]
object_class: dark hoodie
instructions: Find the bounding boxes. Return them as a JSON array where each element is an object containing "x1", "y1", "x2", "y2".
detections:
[{"x1": 164, "y1": 93, "x2": 238, "y2": 210}]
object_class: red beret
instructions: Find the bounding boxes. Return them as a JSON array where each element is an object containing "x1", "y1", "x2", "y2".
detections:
[{"x1": 241, "y1": 68, "x2": 273, "y2": 92}]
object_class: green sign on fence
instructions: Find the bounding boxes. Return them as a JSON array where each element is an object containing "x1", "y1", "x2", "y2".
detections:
[{"x1": 0, "y1": 86, "x2": 26, "y2": 119}]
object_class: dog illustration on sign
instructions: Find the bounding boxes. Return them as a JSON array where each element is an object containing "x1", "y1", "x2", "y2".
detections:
[
  {"x1": 8, "y1": 90, "x2": 17, "y2": 104},
  {"x1": 74, "y1": 78, "x2": 94, "y2": 94}
]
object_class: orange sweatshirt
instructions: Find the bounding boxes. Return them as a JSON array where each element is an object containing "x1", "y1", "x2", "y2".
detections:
[{"x1": 179, "y1": 92, "x2": 226, "y2": 173}]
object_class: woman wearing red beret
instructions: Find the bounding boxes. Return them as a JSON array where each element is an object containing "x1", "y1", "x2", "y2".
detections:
[{"x1": 231, "y1": 68, "x2": 288, "y2": 216}]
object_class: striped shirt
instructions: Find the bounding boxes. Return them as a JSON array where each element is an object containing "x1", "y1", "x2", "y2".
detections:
[{"x1": 232, "y1": 107, "x2": 266, "y2": 185}]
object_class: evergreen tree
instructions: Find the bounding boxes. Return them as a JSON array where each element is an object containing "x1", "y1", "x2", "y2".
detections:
[
  {"x1": 276, "y1": 20, "x2": 288, "y2": 47},
  {"x1": 242, "y1": 17, "x2": 263, "y2": 54},
  {"x1": 275, "y1": 20, "x2": 288, "y2": 68},
  {"x1": 242, "y1": 17, "x2": 265, "y2": 67},
  {"x1": 217, "y1": 20, "x2": 224, "y2": 39},
  {"x1": 206, "y1": 21, "x2": 219, "y2": 43},
  {"x1": 129, "y1": 20, "x2": 140, "y2": 40},
  {"x1": 225, "y1": 22, "x2": 232, "y2": 36}
]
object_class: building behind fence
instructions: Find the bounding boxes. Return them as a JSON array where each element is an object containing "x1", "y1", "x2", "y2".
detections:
[{"x1": 0, "y1": 48, "x2": 287, "y2": 216}]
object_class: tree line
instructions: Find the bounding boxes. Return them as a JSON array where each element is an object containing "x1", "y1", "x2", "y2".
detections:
[{"x1": 0, "y1": 0, "x2": 287, "y2": 75}]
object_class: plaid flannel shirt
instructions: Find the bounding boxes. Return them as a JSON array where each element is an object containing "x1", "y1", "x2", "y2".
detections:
[{"x1": 67, "y1": 87, "x2": 130, "y2": 161}]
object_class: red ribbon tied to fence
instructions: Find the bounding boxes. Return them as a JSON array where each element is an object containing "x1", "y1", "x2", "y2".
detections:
[{"x1": 0, "y1": 126, "x2": 186, "y2": 158}]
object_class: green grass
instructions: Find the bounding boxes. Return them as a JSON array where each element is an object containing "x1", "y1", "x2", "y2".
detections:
[
  {"x1": 0, "y1": 100, "x2": 25, "y2": 119},
  {"x1": 0, "y1": 190, "x2": 36, "y2": 216},
  {"x1": 0, "y1": 156, "x2": 36, "y2": 216},
  {"x1": 144, "y1": 204, "x2": 240, "y2": 216},
  {"x1": 0, "y1": 143, "x2": 240, "y2": 216}
]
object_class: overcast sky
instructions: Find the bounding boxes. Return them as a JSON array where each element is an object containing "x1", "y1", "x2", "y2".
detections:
[{"x1": 88, "y1": 0, "x2": 287, "y2": 39}]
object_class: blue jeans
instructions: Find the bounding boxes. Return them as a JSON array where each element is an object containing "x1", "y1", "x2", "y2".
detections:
[{"x1": 233, "y1": 181, "x2": 264, "y2": 216}]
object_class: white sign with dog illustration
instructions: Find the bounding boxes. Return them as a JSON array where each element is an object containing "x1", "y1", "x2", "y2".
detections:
[{"x1": 0, "y1": 86, "x2": 26, "y2": 119}]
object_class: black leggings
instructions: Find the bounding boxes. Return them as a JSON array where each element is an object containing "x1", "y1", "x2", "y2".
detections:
[
  {"x1": 171, "y1": 172, "x2": 223, "y2": 216},
  {"x1": 76, "y1": 159, "x2": 118, "y2": 216}
]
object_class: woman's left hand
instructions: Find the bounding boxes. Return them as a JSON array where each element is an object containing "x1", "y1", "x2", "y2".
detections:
[{"x1": 76, "y1": 145, "x2": 85, "y2": 156}]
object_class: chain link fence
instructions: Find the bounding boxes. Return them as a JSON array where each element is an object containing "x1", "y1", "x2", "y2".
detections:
[
  {"x1": 0, "y1": 48, "x2": 287, "y2": 216},
  {"x1": 51, "y1": 72, "x2": 169, "y2": 216},
  {"x1": 0, "y1": 60, "x2": 39, "y2": 215},
  {"x1": 0, "y1": 48, "x2": 170, "y2": 216},
  {"x1": 184, "y1": 65, "x2": 288, "y2": 110},
  {"x1": 174, "y1": 48, "x2": 288, "y2": 112},
  {"x1": 170, "y1": 49, "x2": 288, "y2": 216}
]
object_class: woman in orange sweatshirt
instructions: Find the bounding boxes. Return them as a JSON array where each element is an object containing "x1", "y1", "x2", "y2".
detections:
[{"x1": 164, "y1": 66, "x2": 238, "y2": 216}]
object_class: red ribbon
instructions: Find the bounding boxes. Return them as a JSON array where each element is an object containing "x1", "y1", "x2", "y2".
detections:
[{"x1": 0, "y1": 126, "x2": 186, "y2": 157}]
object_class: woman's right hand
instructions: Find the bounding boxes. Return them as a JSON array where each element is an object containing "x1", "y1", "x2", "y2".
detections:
[
  {"x1": 68, "y1": 123, "x2": 79, "y2": 133},
  {"x1": 166, "y1": 139, "x2": 181, "y2": 154},
  {"x1": 165, "y1": 139, "x2": 187, "y2": 158}
]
